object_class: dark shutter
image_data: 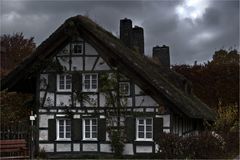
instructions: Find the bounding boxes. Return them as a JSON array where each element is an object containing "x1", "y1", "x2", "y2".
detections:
[
  {"x1": 125, "y1": 117, "x2": 135, "y2": 142},
  {"x1": 48, "y1": 74, "x2": 56, "y2": 92},
  {"x1": 98, "y1": 118, "x2": 106, "y2": 142},
  {"x1": 153, "y1": 117, "x2": 163, "y2": 141},
  {"x1": 48, "y1": 119, "x2": 56, "y2": 141},
  {"x1": 72, "y1": 73, "x2": 82, "y2": 92},
  {"x1": 72, "y1": 119, "x2": 82, "y2": 141}
]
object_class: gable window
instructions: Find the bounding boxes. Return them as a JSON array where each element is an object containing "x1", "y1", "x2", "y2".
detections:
[
  {"x1": 136, "y1": 118, "x2": 153, "y2": 141},
  {"x1": 82, "y1": 73, "x2": 98, "y2": 92},
  {"x1": 57, "y1": 74, "x2": 72, "y2": 92},
  {"x1": 119, "y1": 82, "x2": 130, "y2": 96},
  {"x1": 72, "y1": 43, "x2": 83, "y2": 54},
  {"x1": 83, "y1": 119, "x2": 97, "y2": 140},
  {"x1": 57, "y1": 119, "x2": 71, "y2": 140}
]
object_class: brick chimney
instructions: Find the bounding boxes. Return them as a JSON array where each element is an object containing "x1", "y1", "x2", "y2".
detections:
[{"x1": 152, "y1": 45, "x2": 170, "y2": 68}]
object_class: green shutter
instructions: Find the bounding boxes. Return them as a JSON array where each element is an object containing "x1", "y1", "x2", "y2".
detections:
[
  {"x1": 48, "y1": 74, "x2": 56, "y2": 92},
  {"x1": 125, "y1": 117, "x2": 135, "y2": 142},
  {"x1": 153, "y1": 117, "x2": 163, "y2": 141},
  {"x1": 48, "y1": 119, "x2": 56, "y2": 141},
  {"x1": 72, "y1": 119, "x2": 82, "y2": 141},
  {"x1": 98, "y1": 118, "x2": 106, "y2": 142},
  {"x1": 72, "y1": 73, "x2": 82, "y2": 92}
]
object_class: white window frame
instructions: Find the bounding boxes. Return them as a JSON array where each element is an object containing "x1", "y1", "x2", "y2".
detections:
[
  {"x1": 56, "y1": 119, "x2": 71, "y2": 141},
  {"x1": 119, "y1": 82, "x2": 130, "y2": 96},
  {"x1": 57, "y1": 74, "x2": 72, "y2": 92},
  {"x1": 72, "y1": 42, "x2": 83, "y2": 55},
  {"x1": 136, "y1": 118, "x2": 153, "y2": 141},
  {"x1": 82, "y1": 73, "x2": 98, "y2": 92},
  {"x1": 82, "y1": 118, "x2": 98, "y2": 141}
]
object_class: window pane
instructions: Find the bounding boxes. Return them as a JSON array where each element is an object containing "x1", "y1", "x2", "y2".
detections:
[
  {"x1": 146, "y1": 119, "x2": 152, "y2": 125},
  {"x1": 74, "y1": 44, "x2": 82, "y2": 53},
  {"x1": 92, "y1": 132, "x2": 97, "y2": 138},
  {"x1": 85, "y1": 119, "x2": 90, "y2": 125},
  {"x1": 85, "y1": 126, "x2": 90, "y2": 132},
  {"x1": 59, "y1": 120, "x2": 64, "y2": 125},
  {"x1": 138, "y1": 119, "x2": 144, "y2": 124},
  {"x1": 85, "y1": 132, "x2": 90, "y2": 138},
  {"x1": 66, "y1": 120, "x2": 71, "y2": 126},
  {"x1": 85, "y1": 75, "x2": 90, "y2": 80},
  {"x1": 92, "y1": 75, "x2": 97, "y2": 80},
  {"x1": 146, "y1": 126, "x2": 152, "y2": 132},
  {"x1": 59, "y1": 132, "x2": 64, "y2": 138},
  {"x1": 92, "y1": 119, "x2": 97, "y2": 125},
  {"x1": 92, "y1": 126, "x2": 97, "y2": 132},
  {"x1": 146, "y1": 132, "x2": 152, "y2": 138},
  {"x1": 138, "y1": 132, "x2": 144, "y2": 138},
  {"x1": 138, "y1": 126, "x2": 144, "y2": 132},
  {"x1": 66, "y1": 132, "x2": 71, "y2": 138}
]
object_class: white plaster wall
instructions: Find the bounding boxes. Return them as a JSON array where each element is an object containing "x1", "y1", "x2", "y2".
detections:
[
  {"x1": 73, "y1": 143, "x2": 80, "y2": 151},
  {"x1": 73, "y1": 115, "x2": 81, "y2": 119},
  {"x1": 146, "y1": 108, "x2": 155, "y2": 112},
  {"x1": 123, "y1": 144, "x2": 134, "y2": 155},
  {"x1": 56, "y1": 144, "x2": 71, "y2": 152},
  {"x1": 71, "y1": 57, "x2": 83, "y2": 71},
  {"x1": 136, "y1": 146, "x2": 152, "y2": 153},
  {"x1": 39, "y1": 143, "x2": 54, "y2": 152},
  {"x1": 39, "y1": 130, "x2": 48, "y2": 141},
  {"x1": 135, "y1": 96, "x2": 158, "y2": 106},
  {"x1": 85, "y1": 57, "x2": 97, "y2": 71},
  {"x1": 85, "y1": 43, "x2": 98, "y2": 55},
  {"x1": 94, "y1": 58, "x2": 111, "y2": 71},
  {"x1": 99, "y1": 93, "x2": 106, "y2": 107},
  {"x1": 40, "y1": 92, "x2": 55, "y2": 107},
  {"x1": 100, "y1": 144, "x2": 112, "y2": 153},
  {"x1": 39, "y1": 115, "x2": 54, "y2": 128},
  {"x1": 84, "y1": 94, "x2": 98, "y2": 107},
  {"x1": 57, "y1": 57, "x2": 70, "y2": 71},
  {"x1": 157, "y1": 114, "x2": 170, "y2": 127},
  {"x1": 120, "y1": 97, "x2": 132, "y2": 107},
  {"x1": 82, "y1": 143, "x2": 98, "y2": 152},
  {"x1": 40, "y1": 74, "x2": 48, "y2": 90},
  {"x1": 134, "y1": 85, "x2": 143, "y2": 95},
  {"x1": 56, "y1": 94, "x2": 72, "y2": 107}
]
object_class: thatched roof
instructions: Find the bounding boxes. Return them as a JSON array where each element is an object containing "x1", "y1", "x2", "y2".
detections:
[{"x1": 0, "y1": 15, "x2": 216, "y2": 120}]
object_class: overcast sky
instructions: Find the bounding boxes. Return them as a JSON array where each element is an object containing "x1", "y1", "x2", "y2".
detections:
[{"x1": 1, "y1": 0, "x2": 239, "y2": 64}]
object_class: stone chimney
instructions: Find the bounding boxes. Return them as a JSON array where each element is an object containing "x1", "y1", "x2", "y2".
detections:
[
  {"x1": 120, "y1": 18, "x2": 144, "y2": 55},
  {"x1": 132, "y1": 26, "x2": 144, "y2": 55},
  {"x1": 120, "y1": 18, "x2": 132, "y2": 48},
  {"x1": 152, "y1": 45, "x2": 170, "y2": 68}
]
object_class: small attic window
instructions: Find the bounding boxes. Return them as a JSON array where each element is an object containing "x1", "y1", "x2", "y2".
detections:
[{"x1": 72, "y1": 43, "x2": 83, "y2": 54}]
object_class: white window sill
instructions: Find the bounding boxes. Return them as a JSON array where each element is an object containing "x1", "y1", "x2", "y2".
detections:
[
  {"x1": 82, "y1": 138, "x2": 98, "y2": 141},
  {"x1": 56, "y1": 138, "x2": 71, "y2": 141},
  {"x1": 135, "y1": 139, "x2": 153, "y2": 142},
  {"x1": 82, "y1": 89, "x2": 98, "y2": 92},
  {"x1": 57, "y1": 89, "x2": 72, "y2": 92}
]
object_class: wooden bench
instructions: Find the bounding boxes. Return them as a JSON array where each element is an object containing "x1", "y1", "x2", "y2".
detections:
[{"x1": 0, "y1": 139, "x2": 29, "y2": 159}]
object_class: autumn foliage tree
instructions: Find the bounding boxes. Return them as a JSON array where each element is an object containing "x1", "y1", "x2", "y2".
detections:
[
  {"x1": 172, "y1": 49, "x2": 239, "y2": 109},
  {"x1": 0, "y1": 33, "x2": 36, "y2": 76}
]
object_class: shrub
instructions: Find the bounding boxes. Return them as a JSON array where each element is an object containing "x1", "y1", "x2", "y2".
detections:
[{"x1": 156, "y1": 132, "x2": 226, "y2": 159}]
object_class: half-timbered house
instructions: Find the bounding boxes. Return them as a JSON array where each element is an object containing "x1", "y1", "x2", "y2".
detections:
[{"x1": 0, "y1": 15, "x2": 216, "y2": 158}]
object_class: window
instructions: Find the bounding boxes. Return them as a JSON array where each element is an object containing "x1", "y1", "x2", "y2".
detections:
[
  {"x1": 136, "y1": 118, "x2": 153, "y2": 141},
  {"x1": 83, "y1": 119, "x2": 98, "y2": 140},
  {"x1": 57, "y1": 119, "x2": 71, "y2": 140},
  {"x1": 72, "y1": 43, "x2": 83, "y2": 54},
  {"x1": 119, "y1": 82, "x2": 130, "y2": 96},
  {"x1": 57, "y1": 74, "x2": 72, "y2": 91},
  {"x1": 82, "y1": 73, "x2": 98, "y2": 92}
]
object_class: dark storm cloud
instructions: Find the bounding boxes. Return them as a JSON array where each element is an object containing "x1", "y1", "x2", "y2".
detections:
[{"x1": 1, "y1": 0, "x2": 239, "y2": 64}]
